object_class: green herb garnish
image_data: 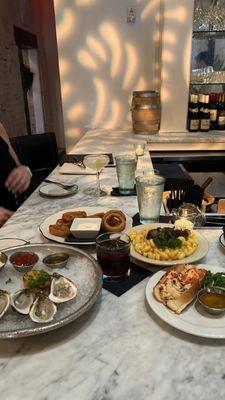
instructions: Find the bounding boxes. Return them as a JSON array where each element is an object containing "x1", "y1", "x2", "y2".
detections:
[
  {"x1": 147, "y1": 227, "x2": 189, "y2": 250},
  {"x1": 5, "y1": 278, "x2": 12, "y2": 284},
  {"x1": 202, "y1": 271, "x2": 225, "y2": 291},
  {"x1": 28, "y1": 270, "x2": 50, "y2": 289}
]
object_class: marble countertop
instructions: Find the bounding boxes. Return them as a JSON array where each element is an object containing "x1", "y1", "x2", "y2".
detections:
[
  {"x1": 148, "y1": 130, "x2": 225, "y2": 143},
  {"x1": 75, "y1": 128, "x2": 225, "y2": 147},
  {"x1": 0, "y1": 130, "x2": 225, "y2": 400}
]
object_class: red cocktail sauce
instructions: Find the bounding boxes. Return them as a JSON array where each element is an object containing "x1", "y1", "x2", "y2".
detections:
[{"x1": 11, "y1": 252, "x2": 38, "y2": 266}]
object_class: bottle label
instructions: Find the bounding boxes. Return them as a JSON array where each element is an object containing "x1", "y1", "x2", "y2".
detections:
[
  {"x1": 189, "y1": 107, "x2": 198, "y2": 113},
  {"x1": 200, "y1": 119, "x2": 210, "y2": 130},
  {"x1": 218, "y1": 116, "x2": 225, "y2": 125},
  {"x1": 189, "y1": 119, "x2": 199, "y2": 130},
  {"x1": 210, "y1": 109, "x2": 217, "y2": 122}
]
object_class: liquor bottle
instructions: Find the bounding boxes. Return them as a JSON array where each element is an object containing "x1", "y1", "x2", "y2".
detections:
[
  {"x1": 209, "y1": 93, "x2": 217, "y2": 130},
  {"x1": 217, "y1": 93, "x2": 225, "y2": 130},
  {"x1": 199, "y1": 94, "x2": 210, "y2": 132},
  {"x1": 187, "y1": 94, "x2": 199, "y2": 132}
]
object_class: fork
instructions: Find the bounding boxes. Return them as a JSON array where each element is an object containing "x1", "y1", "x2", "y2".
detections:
[{"x1": 44, "y1": 179, "x2": 77, "y2": 190}]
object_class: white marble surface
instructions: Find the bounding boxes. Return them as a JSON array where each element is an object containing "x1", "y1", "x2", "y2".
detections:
[
  {"x1": 0, "y1": 130, "x2": 225, "y2": 400},
  {"x1": 75, "y1": 128, "x2": 225, "y2": 145},
  {"x1": 70, "y1": 128, "x2": 225, "y2": 151}
]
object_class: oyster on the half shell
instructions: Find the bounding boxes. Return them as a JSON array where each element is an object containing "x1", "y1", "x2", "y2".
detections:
[
  {"x1": 49, "y1": 273, "x2": 77, "y2": 303},
  {"x1": 11, "y1": 290, "x2": 34, "y2": 315},
  {"x1": 0, "y1": 290, "x2": 10, "y2": 319},
  {"x1": 29, "y1": 293, "x2": 57, "y2": 323}
]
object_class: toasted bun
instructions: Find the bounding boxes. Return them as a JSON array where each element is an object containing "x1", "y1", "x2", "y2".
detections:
[{"x1": 153, "y1": 264, "x2": 204, "y2": 314}]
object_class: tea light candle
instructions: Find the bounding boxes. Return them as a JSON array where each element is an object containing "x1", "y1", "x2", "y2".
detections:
[{"x1": 134, "y1": 143, "x2": 145, "y2": 156}]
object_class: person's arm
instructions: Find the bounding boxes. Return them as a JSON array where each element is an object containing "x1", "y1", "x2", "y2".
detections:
[
  {"x1": 0, "y1": 123, "x2": 32, "y2": 194},
  {"x1": 0, "y1": 207, "x2": 13, "y2": 227},
  {"x1": 0, "y1": 123, "x2": 20, "y2": 166}
]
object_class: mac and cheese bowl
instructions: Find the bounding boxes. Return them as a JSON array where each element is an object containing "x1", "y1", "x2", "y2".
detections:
[{"x1": 129, "y1": 226, "x2": 199, "y2": 262}]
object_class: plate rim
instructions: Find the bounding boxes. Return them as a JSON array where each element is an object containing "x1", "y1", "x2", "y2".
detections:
[
  {"x1": 146, "y1": 264, "x2": 225, "y2": 339},
  {"x1": 219, "y1": 233, "x2": 225, "y2": 250},
  {"x1": 39, "y1": 207, "x2": 133, "y2": 246},
  {"x1": 0, "y1": 238, "x2": 29, "y2": 251},
  {"x1": 129, "y1": 223, "x2": 209, "y2": 266},
  {"x1": 39, "y1": 183, "x2": 78, "y2": 198},
  {"x1": 0, "y1": 243, "x2": 102, "y2": 339}
]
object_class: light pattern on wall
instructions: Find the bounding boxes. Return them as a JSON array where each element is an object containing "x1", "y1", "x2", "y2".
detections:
[{"x1": 54, "y1": 0, "x2": 161, "y2": 149}]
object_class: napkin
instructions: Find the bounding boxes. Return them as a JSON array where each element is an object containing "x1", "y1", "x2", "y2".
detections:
[{"x1": 59, "y1": 163, "x2": 96, "y2": 175}]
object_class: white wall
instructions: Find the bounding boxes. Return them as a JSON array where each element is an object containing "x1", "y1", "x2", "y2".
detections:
[
  {"x1": 54, "y1": 0, "x2": 162, "y2": 150},
  {"x1": 160, "y1": 0, "x2": 195, "y2": 133}
]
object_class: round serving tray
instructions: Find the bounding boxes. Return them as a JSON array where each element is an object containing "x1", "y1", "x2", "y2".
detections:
[{"x1": 0, "y1": 243, "x2": 102, "y2": 339}]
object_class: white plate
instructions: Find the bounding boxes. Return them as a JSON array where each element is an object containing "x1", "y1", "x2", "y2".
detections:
[
  {"x1": 219, "y1": 233, "x2": 225, "y2": 251},
  {"x1": 39, "y1": 183, "x2": 78, "y2": 198},
  {"x1": 129, "y1": 223, "x2": 209, "y2": 267},
  {"x1": 0, "y1": 238, "x2": 29, "y2": 251},
  {"x1": 59, "y1": 163, "x2": 96, "y2": 175},
  {"x1": 146, "y1": 264, "x2": 225, "y2": 339},
  {"x1": 39, "y1": 207, "x2": 132, "y2": 245}
]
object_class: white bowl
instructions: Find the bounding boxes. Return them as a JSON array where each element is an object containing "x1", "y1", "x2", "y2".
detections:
[{"x1": 70, "y1": 218, "x2": 102, "y2": 239}]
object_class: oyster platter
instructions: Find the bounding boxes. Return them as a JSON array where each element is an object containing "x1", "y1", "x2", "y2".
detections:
[{"x1": 0, "y1": 243, "x2": 102, "y2": 339}]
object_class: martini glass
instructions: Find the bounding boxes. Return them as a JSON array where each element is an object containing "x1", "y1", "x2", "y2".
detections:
[{"x1": 83, "y1": 154, "x2": 110, "y2": 196}]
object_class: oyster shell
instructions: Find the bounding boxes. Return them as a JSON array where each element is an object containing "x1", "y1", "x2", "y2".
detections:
[
  {"x1": 49, "y1": 273, "x2": 77, "y2": 303},
  {"x1": 11, "y1": 290, "x2": 34, "y2": 315},
  {"x1": 0, "y1": 290, "x2": 10, "y2": 319},
  {"x1": 29, "y1": 293, "x2": 57, "y2": 323}
]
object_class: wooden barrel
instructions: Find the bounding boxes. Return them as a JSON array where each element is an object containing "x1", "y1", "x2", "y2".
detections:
[{"x1": 131, "y1": 91, "x2": 161, "y2": 134}]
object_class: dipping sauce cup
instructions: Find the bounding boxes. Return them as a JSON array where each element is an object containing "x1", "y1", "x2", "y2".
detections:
[
  {"x1": 10, "y1": 251, "x2": 39, "y2": 273},
  {"x1": 96, "y1": 233, "x2": 131, "y2": 281}
]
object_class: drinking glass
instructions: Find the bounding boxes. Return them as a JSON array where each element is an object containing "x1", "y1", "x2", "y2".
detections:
[
  {"x1": 135, "y1": 174, "x2": 165, "y2": 224},
  {"x1": 83, "y1": 154, "x2": 109, "y2": 196},
  {"x1": 115, "y1": 155, "x2": 137, "y2": 194},
  {"x1": 96, "y1": 233, "x2": 131, "y2": 281},
  {"x1": 134, "y1": 143, "x2": 146, "y2": 157}
]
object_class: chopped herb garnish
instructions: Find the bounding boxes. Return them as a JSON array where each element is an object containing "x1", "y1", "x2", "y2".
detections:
[
  {"x1": 27, "y1": 270, "x2": 50, "y2": 289},
  {"x1": 147, "y1": 227, "x2": 189, "y2": 250},
  {"x1": 5, "y1": 278, "x2": 12, "y2": 284}
]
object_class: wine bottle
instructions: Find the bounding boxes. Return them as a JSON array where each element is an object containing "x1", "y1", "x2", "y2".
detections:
[
  {"x1": 187, "y1": 94, "x2": 199, "y2": 132},
  {"x1": 209, "y1": 93, "x2": 217, "y2": 130},
  {"x1": 217, "y1": 93, "x2": 225, "y2": 130},
  {"x1": 199, "y1": 94, "x2": 210, "y2": 132}
]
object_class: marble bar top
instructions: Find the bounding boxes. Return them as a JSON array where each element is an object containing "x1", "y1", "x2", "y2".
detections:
[
  {"x1": 148, "y1": 130, "x2": 225, "y2": 143},
  {"x1": 76, "y1": 129, "x2": 225, "y2": 151},
  {"x1": 0, "y1": 130, "x2": 225, "y2": 400}
]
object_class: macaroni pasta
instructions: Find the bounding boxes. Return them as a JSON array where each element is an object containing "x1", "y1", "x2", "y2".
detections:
[{"x1": 129, "y1": 227, "x2": 198, "y2": 261}]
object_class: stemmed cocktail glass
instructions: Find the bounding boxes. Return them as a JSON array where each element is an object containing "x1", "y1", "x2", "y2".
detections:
[{"x1": 83, "y1": 154, "x2": 109, "y2": 196}]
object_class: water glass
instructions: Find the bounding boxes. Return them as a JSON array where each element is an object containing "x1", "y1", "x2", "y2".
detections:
[
  {"x1": 135, "y1": 174, "x2": 165, "y2": 224},
  {"x1": 115, "y1": 155, "x2": 137, "y2": 194},
  {"x1": 96, "y1": 233, "x2": 131, "y2": 281}
]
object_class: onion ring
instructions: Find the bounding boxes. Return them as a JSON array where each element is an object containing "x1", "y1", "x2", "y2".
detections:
[{"x1": 102, "y1": 210, "x2": 126, "y2": 233}]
